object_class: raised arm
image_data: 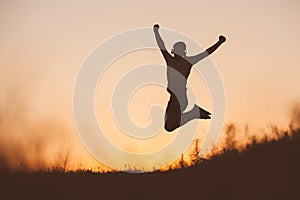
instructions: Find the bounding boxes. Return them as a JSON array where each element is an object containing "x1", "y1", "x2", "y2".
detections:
[
  {"x1": 188, "y1": 35, "x2": 226, "y2": 65},
  {"x1": 153, "y1": 24, "x2": 172, "y2": 60}
]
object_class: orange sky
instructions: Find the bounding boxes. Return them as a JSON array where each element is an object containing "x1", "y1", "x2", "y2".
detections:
[{"x1": 0, "y1": 0, "x2": 299, "y2": 171}]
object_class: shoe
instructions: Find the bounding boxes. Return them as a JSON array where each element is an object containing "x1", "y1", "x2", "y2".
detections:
[{"x1": 193, "y1": 104, "x2": 211, "y2": 119}]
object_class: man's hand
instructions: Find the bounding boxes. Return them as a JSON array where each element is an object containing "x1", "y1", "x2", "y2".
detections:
[
  {"x1": 153, "y1": 24, "x2": 160, "y2": 31},
  {"x1": 219, "y1": 35, "x2": 226, "y2": 43}
]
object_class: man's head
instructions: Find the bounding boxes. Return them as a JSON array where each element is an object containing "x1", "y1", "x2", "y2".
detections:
[{"x1": 171, "y1": 41, "x2": 186, "y2": 57}]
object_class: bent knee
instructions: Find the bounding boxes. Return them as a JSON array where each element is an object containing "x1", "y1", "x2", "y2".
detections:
[
  {"x1": 164, "y1": 107, "x2": 181, "y2": 132},
  {"x1": 164, "y1": 121, "x2": 179, "y2": 132}
]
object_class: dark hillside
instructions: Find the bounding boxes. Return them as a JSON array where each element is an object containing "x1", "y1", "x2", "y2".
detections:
[{"x1": 0, "y1": 129, "x2": 299, "y2": 200}]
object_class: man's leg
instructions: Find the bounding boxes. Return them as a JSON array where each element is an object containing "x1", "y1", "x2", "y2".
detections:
[
  {"x1": 164, "y1": 94, "x2": 182, "y2": 132},
  {"x1": 180, "y1": 104, "x2": 211, "y2": 127},
  {"x1": 164, "y1": 91, "x2": 211, "y2": 132}
]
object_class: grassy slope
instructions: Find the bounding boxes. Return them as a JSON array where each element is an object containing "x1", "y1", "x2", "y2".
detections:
[{"x1": 0, "y1": 130, "x2": 299, "y2": 200}]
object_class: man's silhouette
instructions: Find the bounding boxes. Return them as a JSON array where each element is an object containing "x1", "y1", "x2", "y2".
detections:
[{"x1": 153, "y1": 24, "x2": 226, "y2": 132}]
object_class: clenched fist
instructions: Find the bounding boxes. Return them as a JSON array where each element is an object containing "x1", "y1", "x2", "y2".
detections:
[
  {"x1": 153, "y1": 24, "x2": 160, "y2": 31},
  {"x1": 219, "y1": 35, "x2": 226, "y2": 43}
]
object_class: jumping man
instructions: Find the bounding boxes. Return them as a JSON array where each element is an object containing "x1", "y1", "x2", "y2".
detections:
[{"x1": 153, "y1": 24, "x2": 226, "y2": 132}]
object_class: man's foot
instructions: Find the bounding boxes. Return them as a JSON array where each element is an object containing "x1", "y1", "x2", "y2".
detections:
[{"x1": 193, "y1": 104, "x2": 211, "y2": 119}]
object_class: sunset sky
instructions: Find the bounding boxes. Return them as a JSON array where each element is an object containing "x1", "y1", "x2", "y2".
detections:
[{"x1": 0, "y1": 0, "x2": 299, "y2": 171}]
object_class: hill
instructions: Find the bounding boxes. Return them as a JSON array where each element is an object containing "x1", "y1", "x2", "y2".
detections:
[{"x1": 0, "y1": 129, "x2": 299, "y2": 200}]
